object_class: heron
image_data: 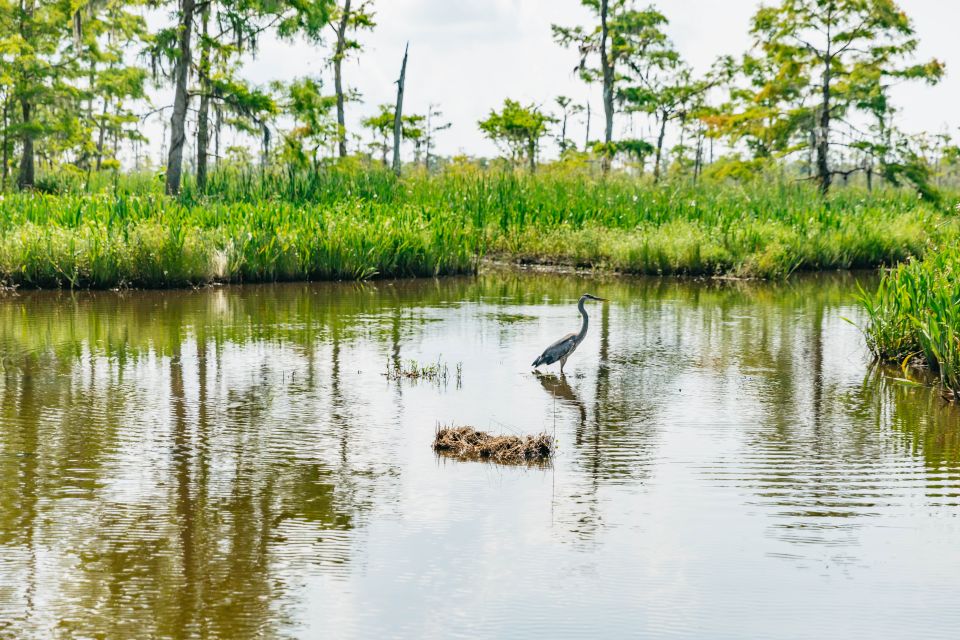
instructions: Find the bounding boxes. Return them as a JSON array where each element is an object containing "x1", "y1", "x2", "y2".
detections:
[{"x1": 531, "y1": 293, "x2": 607, "y2": 374}]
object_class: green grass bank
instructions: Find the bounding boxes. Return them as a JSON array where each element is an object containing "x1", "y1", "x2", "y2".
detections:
[{"x1": 1, "y1": 168, "x2": 956, "y2": 288}]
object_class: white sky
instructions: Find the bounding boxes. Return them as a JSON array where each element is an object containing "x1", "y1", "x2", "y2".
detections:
[{"x1": 141, "y1": 0, "x2": 960, "y2": 166}]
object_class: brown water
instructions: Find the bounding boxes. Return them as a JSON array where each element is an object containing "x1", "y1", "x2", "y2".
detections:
[{"x1": 2, "y1": 273, "x2": 960, "y2": 639}]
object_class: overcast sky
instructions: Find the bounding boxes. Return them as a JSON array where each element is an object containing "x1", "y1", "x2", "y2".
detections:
[{"x1": 144, "y1": 0, "x2": 960, "y2": 164}]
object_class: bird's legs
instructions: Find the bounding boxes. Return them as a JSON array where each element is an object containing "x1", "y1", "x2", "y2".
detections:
[{"x1": 560, "y1": 355, "x2": 567, "y2": 373}]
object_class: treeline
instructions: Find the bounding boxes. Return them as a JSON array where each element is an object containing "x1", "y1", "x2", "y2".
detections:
[{"x1": 0, "y1": 0, "x2": 957, "y2": 198}]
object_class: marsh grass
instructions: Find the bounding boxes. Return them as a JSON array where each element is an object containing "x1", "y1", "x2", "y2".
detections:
[
  {"x1": 861, "y1": 245, "x2": 960, "y2": 396},
  {"x1": 0, "y1": 167, "x2": 955, "y2": 287},
  {"x1": 384, "y1": 358, "x2": 462, "y2": 386}
]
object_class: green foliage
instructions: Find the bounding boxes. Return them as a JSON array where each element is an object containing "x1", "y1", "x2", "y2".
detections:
[
  {"x1": 727, "y1": 0, "x2": 945, "y2": 193},
  {"x1": 861, "y1": 244, "x2": 960, "y2": 394},
  {"x1": 281, "y1": 77, "x2": 338, "y2": 167},
  {"x1": 478, "y1": 99, "x2": 555, "y2": 171},
  {"x1": 553, "y1": 2, "x2": 673, "y2": 86}
]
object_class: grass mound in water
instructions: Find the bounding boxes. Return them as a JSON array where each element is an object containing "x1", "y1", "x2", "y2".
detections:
[{"x1": 433, "y1": 426, "x2": 553, "y2": 464}]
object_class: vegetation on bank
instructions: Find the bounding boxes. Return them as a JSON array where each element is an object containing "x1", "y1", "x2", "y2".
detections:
[
  {"x1": 0, "y1": 169, "x2": 955, "y2": 289},
  {"x1": 861, "y1": 246, "x2": 960, "y2": 397}
]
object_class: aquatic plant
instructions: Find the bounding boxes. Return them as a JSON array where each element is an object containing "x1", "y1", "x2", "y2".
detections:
[
  {"x1": 861, "y1": 245, "x2": 960, "y2": 397},
  {"x1": 384, "y1": 358, "x2": 462, "y2": 386}
]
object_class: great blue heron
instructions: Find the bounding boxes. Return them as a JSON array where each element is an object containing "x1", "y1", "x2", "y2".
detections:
[{"x1": 532, "y1": 293, "x2": 606, "y2": 373}]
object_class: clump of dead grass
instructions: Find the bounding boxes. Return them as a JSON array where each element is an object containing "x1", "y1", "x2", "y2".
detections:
[{"x1": 433, "y1": 426, "x2": 553, "y2": 465}]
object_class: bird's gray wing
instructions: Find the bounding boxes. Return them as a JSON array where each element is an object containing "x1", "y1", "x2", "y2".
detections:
[{"x1": 532, "y1": 333, "x2": 578, "y2": 366}]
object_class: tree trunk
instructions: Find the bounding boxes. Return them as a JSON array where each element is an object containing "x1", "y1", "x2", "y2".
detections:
[
  {"x1": 816, "y1": 33, "x2": 833, "y2": 196},
  {"x1": 260, "y1": 123, "x2": 270, "y2": 171},
  {"x1": 165, "y1": 0, "x2": 197, "y2": 195},
  {"x1": 560, "y1": 112, "x2": 568, "y2": 153},
  {"x1": 85, "y1": 61, "x2": 96, "y2": 172},
  {"x1": 214, "y1": 106, "x2": 221, "y2": 168},
  {"x1": 334, "y1": 0, "x2": 352, "y2": 159},
  {"x1": 528, "y1": 136, "x2": 536, "y2": 173},
  {"x1": 16, "y1": 0, "x2": 35, "y2": 189},
  {"x1": 693, "y1": 127, "x2": 703, "y2": 183},
  {"x1": 196, "y1": 4, "x2": 212, "y2": 191},
  {"x1": 584, "y1": 102, "x2": 591, "y2": 150},
  {"x1": 816, "y1": 79, "x2": 831, "y2": 195},
  {"x1": 1, "y1": 95, "x2": 9, "y2": 189},
  {"x1": 392, "y1": 43, "x2": 408, "y2": 177},
  {"x1": 95, "y1": 98, "x2": 109, "y2": 171},
  {"x1": 599, "y1": 0, "x2": 613, "y2": 173},
  {"x1": 424, "y1": 107, "x2": 433, "y2": 169},
  {"x1": 17, "y1": 97, "x2": 34, "y2": 190},
  {"x1": 653, "y1": 113, "x2": 667, "y2": 183}
]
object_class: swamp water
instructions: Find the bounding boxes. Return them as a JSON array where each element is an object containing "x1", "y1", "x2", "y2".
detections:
[{"x1": 1, "y1": 273, "x2": 960, "y2": 639}]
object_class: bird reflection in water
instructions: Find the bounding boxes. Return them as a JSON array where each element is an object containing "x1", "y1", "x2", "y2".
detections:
[{"x1": 535, "y1": 372, "x2": 588, "y2": 444}]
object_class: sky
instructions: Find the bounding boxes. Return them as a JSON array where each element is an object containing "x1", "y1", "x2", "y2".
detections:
[{"x1": 142, "y1": 0, "x2": 960, "y2": 165}]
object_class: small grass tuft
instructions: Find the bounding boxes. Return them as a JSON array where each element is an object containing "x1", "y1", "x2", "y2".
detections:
[{"x1": 384, "y1": 358, "x2": 462, "y2": 386}]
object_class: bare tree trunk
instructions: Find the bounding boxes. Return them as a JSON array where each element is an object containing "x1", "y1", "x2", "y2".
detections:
[
  {"x1": 653, "y1": 113, "x2": 667, "y2": 183},
  {"x1": 560, "y1": 111, "x2": 568, "y2": 153},
  {"x1": 333, "y1": 0, "x2": 352, "y2": 159},
  {"x1": 17, "y1": 97, "x2": 34, "y2": 190},
  {"x1": 196, "y1": 4, "x2": 212, "y2": 191},
  {"x1": 528, "y1": 136, "x2": 536, "y2": 173},
  {"x1": 165, "y1": 0, "x2": 197, "y2": 195},
  {"x1": 599, "y1": 0, "x2": 613, "y2": 174},
  {"x1": 392, "y1": 43, "x2": 408, "y2": 177},
  {"x1": 584, "y1": 102, "x2": 591, "y2": 150}
]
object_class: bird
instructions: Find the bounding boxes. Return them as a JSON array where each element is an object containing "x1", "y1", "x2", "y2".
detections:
[{"x1": 532, "y1": 293, "x2": 607, "y2": 374}]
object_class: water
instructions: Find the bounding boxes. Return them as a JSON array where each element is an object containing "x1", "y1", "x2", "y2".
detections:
[{"x1": 2, "y1": 272, "x2": 960, "y2": 639}]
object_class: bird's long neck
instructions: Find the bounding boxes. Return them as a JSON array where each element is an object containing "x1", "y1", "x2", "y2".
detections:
[{"x1": 576, "y1": 296, "x2": 589, "y2": 342}]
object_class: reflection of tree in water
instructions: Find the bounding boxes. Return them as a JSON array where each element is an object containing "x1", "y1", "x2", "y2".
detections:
[
  {"x1": 5, "y1": 270, "x2": 931, "y2": 630},
  {"x1": 701, "y1": 295, "x2": 862, "y2": 559},
  {"x1": 694, "y1": 283, "x2": 960, "y2": 565},
  {"x1": 0, "y1": 290, "x2": 404, "y2": 638},
  {"x1": 544, "y1": 295, "x2": 685, "y2": 542},
  {"x1": 849, "y1": 365, "x2": 960, "y2": 490}
]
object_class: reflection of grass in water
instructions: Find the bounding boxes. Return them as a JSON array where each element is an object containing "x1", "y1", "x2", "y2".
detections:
[
  {"x1": 384, "y1": 358, "x2": 462, "y2": 387},
  {"x1": 484, "y1": 312, "x2": 537, "y2": 324},
  {"x1": 856, "y1": 363, "x2": 960, "y2": 468},
  {"x1": 433, "y1": 425, "x2": 553, "y2": 465}
]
